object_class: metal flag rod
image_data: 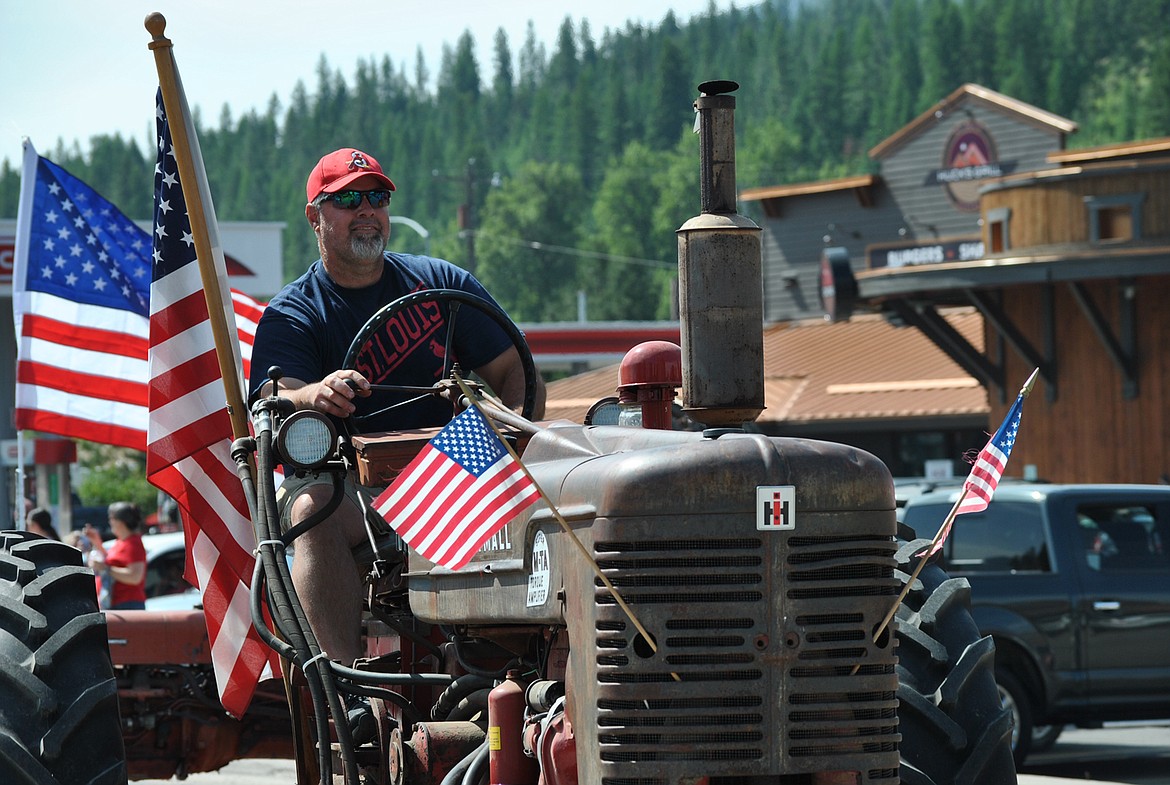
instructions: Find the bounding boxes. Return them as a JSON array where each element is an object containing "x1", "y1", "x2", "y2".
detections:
[
  {"x1": 452, "y1": 376, "x2": 679, "y2": 679},
  {"x1": 855, "y1": 367, "x2": 1041, "y2": 675}
]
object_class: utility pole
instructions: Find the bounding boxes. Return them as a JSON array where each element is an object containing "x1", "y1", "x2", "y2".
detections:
[
  {"x1": 458, "y1": 158, "x2": 476, "y2": 274},
  {"x1": 441, "y1": 157, "x2": 479, "y2": 274}
]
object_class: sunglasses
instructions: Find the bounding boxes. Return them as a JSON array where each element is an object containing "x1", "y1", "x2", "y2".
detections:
[{"x1": 322, "y1": 189, "x2": 392, "y2": 210}]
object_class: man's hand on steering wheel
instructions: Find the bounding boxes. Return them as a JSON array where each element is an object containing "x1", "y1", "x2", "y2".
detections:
[
  {"x1": 267, "y1": 370, "x2": 373, "y2": 418},
  {"x1": 312, "y1": 370, "x2": 373, "y2": 417}
]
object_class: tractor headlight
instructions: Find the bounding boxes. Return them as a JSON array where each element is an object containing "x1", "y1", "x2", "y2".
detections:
[{"x1": 275, "y1": 410, "x2": 337, "y2": 470}]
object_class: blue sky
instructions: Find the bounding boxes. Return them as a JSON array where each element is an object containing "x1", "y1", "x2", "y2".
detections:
[{"x1": 1, "y1": 0, "x2": 737, "y2": 167}]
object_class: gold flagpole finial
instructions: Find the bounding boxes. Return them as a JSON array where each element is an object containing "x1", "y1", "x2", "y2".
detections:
[{"x1": 1021, "y1": 367, "x2": 1041, "y2": 398}]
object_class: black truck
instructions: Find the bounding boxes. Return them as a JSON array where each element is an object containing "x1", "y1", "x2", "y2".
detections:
[{"x1": 901, "y1": 483, "x2": 1170, "y2": 764}]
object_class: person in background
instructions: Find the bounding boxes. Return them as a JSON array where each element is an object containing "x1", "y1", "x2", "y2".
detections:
[
  {"x1": 84, "y1": 501, "x2": 148, "y2": 611},
  {"x1": 25, "y1": 506, "x2": 61, "y2": 540}
]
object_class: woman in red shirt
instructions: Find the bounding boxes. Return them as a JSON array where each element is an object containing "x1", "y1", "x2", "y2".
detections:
[{"x1": 85, "y1": 502, "x2": 148, "y2": 610}]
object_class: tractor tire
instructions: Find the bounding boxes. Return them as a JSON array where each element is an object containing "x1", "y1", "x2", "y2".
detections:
[
  {"x1": 894, "y1": 537, "x2": 1017, "y2": 785},
  {"x1": 995, "y1": 668, "x2": 1035, "y2": 767},
  {"x1": 0, "y1": 531, "x2": 126, "y2": 785}
]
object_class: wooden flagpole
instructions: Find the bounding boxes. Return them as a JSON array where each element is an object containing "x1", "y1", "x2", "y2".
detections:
[{"x1": 145, "y1": 12, "x2": 250, "y2": 441}]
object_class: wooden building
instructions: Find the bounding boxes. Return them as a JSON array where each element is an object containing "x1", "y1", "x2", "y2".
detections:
[
  {"x1": 855, "y1": 138, "x2": 1170, "y2": 483},
  {"x1": 742, "y1": 83, "x2": 1170, "y2": 484},
  {"x1": 741, "y1": 84, "x2": 1076, "y2": 323}
]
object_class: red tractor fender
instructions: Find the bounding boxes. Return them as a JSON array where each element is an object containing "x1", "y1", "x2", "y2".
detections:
[{"x1": 104, "y1": 609, "x2": 212, "y2": 666}]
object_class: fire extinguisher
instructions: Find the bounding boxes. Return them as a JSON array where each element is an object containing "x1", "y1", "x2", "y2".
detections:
[{"x1": 488, "y1": 670, "x2": 539, "y2": 785}]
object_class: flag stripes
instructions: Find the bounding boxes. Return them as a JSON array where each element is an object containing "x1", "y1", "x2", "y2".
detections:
[
  {"x1": 146, "y1": 82, "x2": 274, "y2": 717},
  {"x1": 374, "y1": 405, "x2": 540, "y2": 571},
  {"x1": 957, "y1": 442, "x2": 1009, "y2": 514},
  {"x1": 13, "y1": 129, "x2": 272, "y2": 717}
]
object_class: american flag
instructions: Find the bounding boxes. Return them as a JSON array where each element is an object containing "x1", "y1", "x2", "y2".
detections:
[
  {"x1": 924, "y1": 383, "x2": 1029, "y2": 556},
  {"x1": 12, "y1": 142, "x2": 153, "y2": 449},
  {"x1": 148, "y1": 86, "x2": 277, "y2": 718},
  {"x1": 958, "y1": 390, "x2": 1025, "y2": 515},
  {"x1": 374, "y1": 405, "x2": 540, "y2": 570},
  {"x1": 11, "y1": 142, "x2": 266, "y2": 449}
]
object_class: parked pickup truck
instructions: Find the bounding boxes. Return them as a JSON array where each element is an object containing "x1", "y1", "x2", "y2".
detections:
[{"x1": 901, "y1": 483, "x2": 1170, "y2": 764}]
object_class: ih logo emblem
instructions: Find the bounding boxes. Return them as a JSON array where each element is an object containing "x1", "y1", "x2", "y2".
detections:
[{"x1": 756, "y1": 486, "x2": 796, "y2": 531}]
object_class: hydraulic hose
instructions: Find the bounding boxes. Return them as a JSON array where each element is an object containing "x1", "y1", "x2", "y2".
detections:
[
  {"x1": 440, "y1": 740, "x2": 488, "y2": 785},
  {"x1": 431, "y1": 675, "x2": 494, "y2": 721},
  {"x1": 253, "y1": 419, "x2": 360, "y2": 783}
]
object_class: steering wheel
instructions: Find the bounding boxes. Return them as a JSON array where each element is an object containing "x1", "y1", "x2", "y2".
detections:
[{"x1": 341, "y1": 288, "x2": 539, "y2": 432}]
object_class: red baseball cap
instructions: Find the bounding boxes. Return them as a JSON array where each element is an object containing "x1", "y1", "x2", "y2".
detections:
[{"x1": 306, "y1": 148, "x2": 396, "y2": 202}]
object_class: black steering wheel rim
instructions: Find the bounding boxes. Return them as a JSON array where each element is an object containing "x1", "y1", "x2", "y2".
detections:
[{"x1": 341, "y1": 288, "x2": 538, "y2": 429}]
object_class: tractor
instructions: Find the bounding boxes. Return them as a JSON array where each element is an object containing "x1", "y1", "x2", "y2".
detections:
[{"x1": 0, "y1": 80, "x2": 1016, "y2": 785}]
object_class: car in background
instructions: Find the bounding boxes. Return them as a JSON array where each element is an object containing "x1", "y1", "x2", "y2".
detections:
[{"x1": 901, "y1": 483, "x2": 1170, "y2": 764}]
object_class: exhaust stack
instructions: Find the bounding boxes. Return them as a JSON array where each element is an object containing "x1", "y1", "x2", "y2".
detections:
[{"x1": 677, "y1": 80, "x2": 764, "y2": 427}]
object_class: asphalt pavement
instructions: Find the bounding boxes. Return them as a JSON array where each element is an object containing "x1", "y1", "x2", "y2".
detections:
[
  {"x1": 134, "y1": 722, "x2": 1170, "y2": 785},
  {"x1": 1019, "y1": 777, "x2": 1117, "y2": 785}
]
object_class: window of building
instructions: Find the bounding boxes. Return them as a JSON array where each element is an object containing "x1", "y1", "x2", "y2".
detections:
[
  {"x1": 1085, "y1": 194, "x2": 1144, "y2": 244},
  {"x1": 986, "y1": 207, "x2": 1011, "y2": 253}
]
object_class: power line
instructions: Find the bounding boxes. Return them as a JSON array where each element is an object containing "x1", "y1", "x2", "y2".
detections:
[{"x1": 476, "y1": 232, "x2": 675, "y2": 269}]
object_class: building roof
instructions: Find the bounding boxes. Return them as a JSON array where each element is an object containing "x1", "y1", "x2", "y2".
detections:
[
  {"x1": 740, "y1": 174, "x2": 878, "y2": 203},
  {"x1": 543, "y1": 308, "x2": 988, "y2": 426},
  {"x1": 868, "y1": 83, "x2": 1077, "y2": 161},
  {"x1": 1048, "y1": 136, "x2": 1170, "y2": 165},
  {"x1": 760, "y1": 308, "x2": 986, "y2": 424}
]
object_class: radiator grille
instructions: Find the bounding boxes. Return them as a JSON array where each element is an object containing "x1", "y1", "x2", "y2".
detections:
[{"x1": 591, "y1": 527, "x2": 899, "y2": 784}]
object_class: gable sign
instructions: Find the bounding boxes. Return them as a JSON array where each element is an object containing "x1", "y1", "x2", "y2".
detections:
[{"x1": 924, "y1": 120, "x2": 1017, "y2": 212}]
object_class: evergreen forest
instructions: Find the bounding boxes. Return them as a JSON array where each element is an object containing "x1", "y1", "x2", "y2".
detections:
[{"x1": 3, "y1": 0, "x2": 1168, "y2": 323}]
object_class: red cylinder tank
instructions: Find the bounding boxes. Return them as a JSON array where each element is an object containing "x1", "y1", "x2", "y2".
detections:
[{"x1": 488, "y1": 670, "x2": 539, "y2": 784}]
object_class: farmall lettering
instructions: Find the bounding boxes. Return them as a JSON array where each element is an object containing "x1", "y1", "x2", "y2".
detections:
[
  {"x1": 479, "y1": 527, "x2": 512, "y2": 553},
  {"x1": 354, "y1": 295, "x2": 445, "y2": 383}
]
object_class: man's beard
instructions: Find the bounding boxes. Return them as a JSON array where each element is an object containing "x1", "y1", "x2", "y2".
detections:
[{"x1": 349, "y1": 231, "x2": 387, "y2": 261}]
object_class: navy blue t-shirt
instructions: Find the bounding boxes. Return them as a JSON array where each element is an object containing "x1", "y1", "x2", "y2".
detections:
[{"x1": 249, "y1": 252, "x2": 514, "y2": 431}]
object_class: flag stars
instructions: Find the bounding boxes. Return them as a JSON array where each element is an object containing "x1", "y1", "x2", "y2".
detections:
[
  {"x1": 47, "y1": 182, "x2": 61, "y2": 196},
  {"x1": 65, "y1": 273, "x2": 77, "y2": 286},
  {"x1": 45, "y1": 210, "x2": 59, "y2": 224},
  {"x1": 73, "y1": 215, "x2": 86, "y2": 229},
  {"x1": 57, "y1": 227, "x2": 70, "y2": 240},
  {"x1": 69, "y1": 243, "x2": 83, "y2": 257},
  {"x1": 61, "y1": 198, "x2": 74, "y2": 212}
]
